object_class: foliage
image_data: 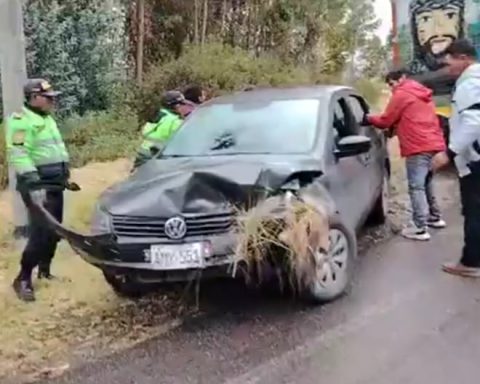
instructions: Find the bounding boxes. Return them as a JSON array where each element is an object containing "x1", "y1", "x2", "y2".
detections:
[
  {"x1": 133, "y1": 43, "x2": 315, "y2": 123},
  {"x1": 129, "y1": 0, "x2": 385, "y2": 79},
  {"x1": 23, "y1": 0, "x2": 128, "y2": 117},
  {"x1": 62, "y1": 110, "x2": 139, "y2": 168},
  {"x1": 358, "y1": 36, "x2": 389, "y2": 79},
  {"x1": 354, "y1": 78, "x2": 385, "y2": 107}
]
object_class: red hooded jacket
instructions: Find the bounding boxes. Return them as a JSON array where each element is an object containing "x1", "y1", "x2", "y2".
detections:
[{"x1": 367, "y1": 79, "x2": 446, "y2": 157}]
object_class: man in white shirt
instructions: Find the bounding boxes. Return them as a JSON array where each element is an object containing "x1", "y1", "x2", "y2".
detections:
[{"x1": 433, "y1": 38, "x2": 480, "y2": 277}]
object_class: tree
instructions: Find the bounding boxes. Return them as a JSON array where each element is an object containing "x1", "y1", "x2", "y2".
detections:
[
  {"x1": 136, "y1": 0, "x2": 145, "y2": 84},
  {"x1": 358, "y1": 35, "x2": 388, "y2": 78},
  {"x1": 24, "y1": 0, "x2": 128, "y2": 116}
]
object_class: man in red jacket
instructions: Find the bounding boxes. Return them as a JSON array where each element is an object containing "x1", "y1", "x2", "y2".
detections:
[{"x1": 365, "y1": 69, "x2": 447, "y2": 241}]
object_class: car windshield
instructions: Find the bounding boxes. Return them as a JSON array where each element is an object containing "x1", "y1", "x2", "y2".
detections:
[{"x1": 161, "y1": 98, "x2": 320, "y2": 157}]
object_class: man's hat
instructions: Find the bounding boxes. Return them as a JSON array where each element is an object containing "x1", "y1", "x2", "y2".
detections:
[
  {"x1": 24, "y1": 78, "x2": 62, "y2": 97},
  {"x1": 162, "y1": 90, "x2": 187, "y2": 107}
]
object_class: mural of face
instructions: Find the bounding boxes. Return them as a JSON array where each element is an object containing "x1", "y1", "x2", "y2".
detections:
[
  {"x1": 415, "y1": 5, "x2": 461, "y2": 55},
  {"x1": 409, "y1": 0, "x2": 465, "y2": 66}
]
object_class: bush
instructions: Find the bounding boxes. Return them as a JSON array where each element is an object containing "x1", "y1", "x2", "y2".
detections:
[
  {"x1": 354, "y1": 77, "x2": 385, "y2": 107},
  {"x1": 62, "y1": 110, "x2": 139, "y2": 167},
  {"x1": 133, "y1": 43, "x2": 314, "y2": 123},
  {"x1": 133, "y1": 43, "x2": 383, "y2": 124},
  {"x1": 24, "y1": 0, "x2": 128, "y2": 117}
]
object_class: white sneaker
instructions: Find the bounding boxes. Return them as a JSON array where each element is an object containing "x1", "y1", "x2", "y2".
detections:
[
  {"x1": 428, "y1": 218, "x2": 447, "y2": 229},
  {"x1": 401, "y1": 225, "x2": 431, "y2": 241}
]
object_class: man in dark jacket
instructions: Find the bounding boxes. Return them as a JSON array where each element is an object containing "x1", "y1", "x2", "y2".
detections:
[{"x1": 365, "y1": 69, "x2": 447, "y2": 241}]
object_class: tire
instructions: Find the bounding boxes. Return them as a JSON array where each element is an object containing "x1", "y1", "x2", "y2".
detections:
[
  {"x1": 102, "y1": 271, "x2": 154, "y2": 298},
  {"x1": 304, "y1": 219, "x2": 356, "y2": 303},
  {"x1": 367, "y1": 173, "x2": 390, "y2": 226}
]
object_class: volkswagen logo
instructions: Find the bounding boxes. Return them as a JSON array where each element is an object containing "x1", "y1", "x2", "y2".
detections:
[{"x1": 164, "y1": 216, "x2": 187, "y2": 240}]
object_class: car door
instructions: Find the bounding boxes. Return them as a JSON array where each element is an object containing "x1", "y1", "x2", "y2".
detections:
[
  {"x1": 346, "y1": 94, "x2": 385, "y2": 211},
  {"x1": 322, "y1": 94, "x2": 369, "y2": 231}
]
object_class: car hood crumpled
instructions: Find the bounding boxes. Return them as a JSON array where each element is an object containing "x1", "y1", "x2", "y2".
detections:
[{"x1": 99, "y1": 156, "x2": 324, "y2": 217}]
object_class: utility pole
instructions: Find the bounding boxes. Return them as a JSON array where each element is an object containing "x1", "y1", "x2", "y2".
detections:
[
  {"x1": 136, "y1": 0, "x2": 145, "y2": 85},
  {"x1": 0, "y1": 0, "x2": 29, "y2": 239}
]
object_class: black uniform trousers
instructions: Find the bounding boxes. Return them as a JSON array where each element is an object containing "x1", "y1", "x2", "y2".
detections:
[
  {"x1": 20, "y1": 190, "x2": 64, "y2": 275},
  {"x1": 459, "y1": 163, "x2": 480, "y2": 268}
]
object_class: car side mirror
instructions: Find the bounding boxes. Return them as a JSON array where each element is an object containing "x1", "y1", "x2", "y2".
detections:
[{"x1": 334, "y1": 135, "x2": 371, "y2": 158}]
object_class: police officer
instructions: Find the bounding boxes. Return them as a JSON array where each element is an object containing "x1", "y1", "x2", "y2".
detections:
[
  {"x1": 133, "y1": 90, "x2": 187, "y2": 169},
  {"x1": 6, "y1": 78, "x2": 72, "y2": 302}
]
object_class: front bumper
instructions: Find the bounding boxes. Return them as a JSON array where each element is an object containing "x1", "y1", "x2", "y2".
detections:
[{"x1": 38, "y1": 205, "x2": 239, "y2": 282}]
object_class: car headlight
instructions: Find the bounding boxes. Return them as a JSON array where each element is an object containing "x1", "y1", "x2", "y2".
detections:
[{"x1": 90, "y1": 203, "x2": 112, "y2": 235}]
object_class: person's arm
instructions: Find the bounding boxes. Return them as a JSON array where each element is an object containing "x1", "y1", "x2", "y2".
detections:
[
  {"x1": 166, "y1": 116, "x2": 183, "y2": 138},
  {"x1": 367, "y1": 92, "x2": 406, "y2": 130},
  {"x1": 433, "y1": 81, "x2": 480, "y2": 171},
  {"x1": 448, "y1": 79, "x2": 480, "y2": 160},
  {"x1": 5, "y1": 115, "x2": 41, "y2": 190}
]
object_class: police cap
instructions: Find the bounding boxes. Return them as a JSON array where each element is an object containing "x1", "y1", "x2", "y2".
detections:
[
  {"x1": 162, "y1": 90, "x2": 187, "y2": 107},
  {"x1": 24, "y1": 78, "x2": 62, "y2": 98}
]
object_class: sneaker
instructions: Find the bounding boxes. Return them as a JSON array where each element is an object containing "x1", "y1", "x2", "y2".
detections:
[
  {"x1": 428, "y1": 218, "x2": 447, "y2": 229},
  {"x1": 401, "y1": 225, "x2": 431, "y2": 241},
  {"x1": 12, "y1": 278, "x2": 36, "y2": 302}
]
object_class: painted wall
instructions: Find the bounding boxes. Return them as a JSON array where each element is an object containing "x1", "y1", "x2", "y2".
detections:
[{"x1": 392, "y1": 0, "x2": 480, "y2": 74}]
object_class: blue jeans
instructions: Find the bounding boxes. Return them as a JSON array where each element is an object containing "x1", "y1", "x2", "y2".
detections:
[{"x1": 406, "y1": 153, "x2": 442, "y2": 228}]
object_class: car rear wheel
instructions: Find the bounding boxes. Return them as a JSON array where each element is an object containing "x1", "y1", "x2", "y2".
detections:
[
  {"x1": 367, "y1": 174, "x2": 389, "y2": 226},
  {"x1": 304, "y1": 220, "x2": 356, "y2": 303},
  {"x1": 102, "y1": 271, "x2": 154, "y2": 298}
]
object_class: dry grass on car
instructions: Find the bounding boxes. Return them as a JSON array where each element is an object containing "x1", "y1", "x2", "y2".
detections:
[{"x1": 232, "y1": 193, "x2": 330, "y2": 292}]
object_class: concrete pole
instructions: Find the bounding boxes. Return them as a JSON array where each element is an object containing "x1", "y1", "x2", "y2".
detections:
[{"x1": 0, "y1": 0, "x2": 29, "y2": 238}]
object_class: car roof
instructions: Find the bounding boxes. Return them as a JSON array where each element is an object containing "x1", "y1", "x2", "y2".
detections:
[{"x1": 205, "y1": 85, "x2": 354, "y2": 105}]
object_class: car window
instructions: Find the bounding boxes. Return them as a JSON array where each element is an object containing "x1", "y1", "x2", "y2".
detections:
[
  {"x1": 162, "y1": 99, "x2": 321, "y2": 157},
  {"x1": 347, "y1": 95, "x2": 367, "y2": 124},
  {"x1": 332, "y1": 98, "x2": 357, "y2": 138}
]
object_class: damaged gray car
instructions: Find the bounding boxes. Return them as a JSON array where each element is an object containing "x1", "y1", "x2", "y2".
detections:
[{"x1": 42, "y1": 86, "x2": 390, "y2": 303}]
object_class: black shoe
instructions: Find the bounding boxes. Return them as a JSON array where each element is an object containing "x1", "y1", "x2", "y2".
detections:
[
  {"x1": 38, "y1": 267, "x2": 55, "y2": 280},
  {"x1": 12, "y1": 278, "x2": 35, "y2": 302}
]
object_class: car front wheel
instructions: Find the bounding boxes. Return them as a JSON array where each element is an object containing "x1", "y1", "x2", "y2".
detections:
[{"x1": 304, "y1": 219, "x2": 356, "y2": 303}]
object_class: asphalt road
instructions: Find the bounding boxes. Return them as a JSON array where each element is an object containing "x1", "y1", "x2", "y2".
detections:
[{"x1": 40, "y1": 204, "x2": 480, "y2": 384}]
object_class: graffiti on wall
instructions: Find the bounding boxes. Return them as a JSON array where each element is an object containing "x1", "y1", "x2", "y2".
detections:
[
  {"x1": 394, "y1": 0, "x2": 480, "y2": 71},
  {"x1": 408, "y1": 0, "x2": 465, "y2": 74},
  {"x1": 392, "y1": 0, "x2": 480, "y2": 95}
]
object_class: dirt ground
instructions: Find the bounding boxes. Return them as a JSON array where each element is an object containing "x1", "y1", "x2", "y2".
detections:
[
  {"x1": 0, "y1": 159, "x2": 186, "y2": 383},
  {"x1": 0, "y1": 138, "x2": 457, "y2": 383}
]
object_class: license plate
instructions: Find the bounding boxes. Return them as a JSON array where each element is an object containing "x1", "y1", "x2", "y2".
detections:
[{"x1": 149, "y1": 243, "x2": 205, "y2": 270}]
